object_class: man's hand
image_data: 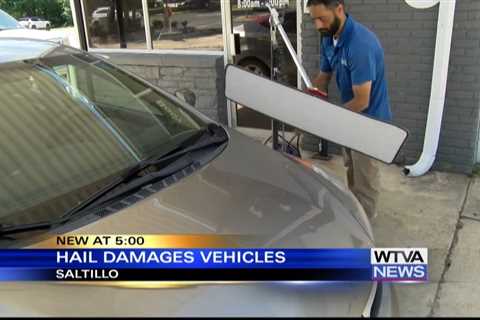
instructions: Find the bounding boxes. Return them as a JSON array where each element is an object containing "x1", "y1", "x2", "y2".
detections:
[
  {"x1": 304, "y1": 87, "x2": 328, "y2": 100},
  {"x1": 312, "y1": 71, "x2": 332, "y2": 94}
]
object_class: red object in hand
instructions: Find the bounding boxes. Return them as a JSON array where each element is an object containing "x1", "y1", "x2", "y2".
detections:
[{"x1": 305, "y1": 87, "x2": 328, "y2": 100}]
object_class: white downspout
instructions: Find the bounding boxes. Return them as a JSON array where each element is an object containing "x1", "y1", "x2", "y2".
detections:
[{"x1": 403, "y1": 0, "x2": 456, "y2": 176}]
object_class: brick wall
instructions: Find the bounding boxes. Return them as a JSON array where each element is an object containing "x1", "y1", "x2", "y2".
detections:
[
  {"x1": 94, "y1": 51, "x2": 228, "y2": 124},
  {"x1": 301, "y1": 0, "x2": 480, "y2": 174}
]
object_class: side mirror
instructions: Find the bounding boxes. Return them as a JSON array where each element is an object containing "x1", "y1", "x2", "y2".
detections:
[{"x1": 175, "y1": 88, "x2": 196, "y2": 106}]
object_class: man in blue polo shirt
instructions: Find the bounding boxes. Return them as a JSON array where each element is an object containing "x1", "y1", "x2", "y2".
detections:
[{"x1": 307, "y1": 0, "x2": 392, "y2": 219}]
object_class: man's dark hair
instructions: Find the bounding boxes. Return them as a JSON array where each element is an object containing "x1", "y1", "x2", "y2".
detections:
[{"x1": 306, "y1": 0, "x2": 344, "y2": 8}]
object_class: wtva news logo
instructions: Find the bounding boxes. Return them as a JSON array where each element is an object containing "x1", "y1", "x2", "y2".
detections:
[{"x1": 371, "y1": 248, "x2": 428, "y2": 282}]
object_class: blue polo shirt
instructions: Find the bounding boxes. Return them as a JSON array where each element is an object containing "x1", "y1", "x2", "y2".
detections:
[{"x1": 320, "y1": 15, "x2": 392, "y2": 121}]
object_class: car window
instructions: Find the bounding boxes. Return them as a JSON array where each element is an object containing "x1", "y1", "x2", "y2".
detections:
[
  {"x1": 0, "y1": 9, "x2": 22, "y2": 30},
  {"x1": 53, "y1": 55, "x2": 202, "y2": 153},
  {"x1": 0, "y1": 48, "x2": 207, "y2": 227},
  {"x1": 0, "y1": 63, "x2": 135, "y2": 226}
]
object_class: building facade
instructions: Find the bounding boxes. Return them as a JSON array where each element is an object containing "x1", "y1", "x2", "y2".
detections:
[
  {"x1": 71, "y1": 0, "x2": 480, "y2": 174},
  {"x1": 301, "y1": 0, "x2": 480, "y2": 174}
]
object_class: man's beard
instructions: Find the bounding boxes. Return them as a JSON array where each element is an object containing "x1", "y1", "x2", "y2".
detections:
[{"x1": 318, "y1": 15, "x2": 341, "y2": 37}]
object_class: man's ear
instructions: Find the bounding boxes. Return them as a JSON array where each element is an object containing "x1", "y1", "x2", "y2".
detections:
[{"x1": 336, "y1": 3, "x2": 345, "y2": 15}]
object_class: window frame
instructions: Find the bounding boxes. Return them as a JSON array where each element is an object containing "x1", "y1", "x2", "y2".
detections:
[{"x1": 80, "y1": 0, "x2": 224, "y2": 55}]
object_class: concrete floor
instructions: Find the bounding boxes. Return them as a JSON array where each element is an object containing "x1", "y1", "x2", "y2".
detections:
[{"x1": 236, "y1": 127, "x2": 479, "y2": 317}]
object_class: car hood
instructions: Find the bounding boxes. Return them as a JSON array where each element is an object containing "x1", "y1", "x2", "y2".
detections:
[
  {"x1": 0, "y1": 130, "x2": 375, "y2": 316},
  {"x1": 54, "y1": 129, "x2": 373, "y2": 247}
]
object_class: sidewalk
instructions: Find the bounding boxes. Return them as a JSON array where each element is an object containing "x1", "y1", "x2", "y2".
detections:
[
  {"x1": 432, "y1": 178, "x2": 480, "y2": 317},
  {"x1": 236, "y1": 127, "x2": 478, "y2": 317}
]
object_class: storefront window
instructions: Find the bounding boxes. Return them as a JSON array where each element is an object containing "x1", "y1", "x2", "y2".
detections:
[
  {"x1": 232, "y1": 0, "x2": 297, "y2": 129},
  {"x1": 84, "y1": 0, "x2": 147, "y2": 49},
  {"x1": 146, "y1": 0, "x2": 223, "y2": 51}
]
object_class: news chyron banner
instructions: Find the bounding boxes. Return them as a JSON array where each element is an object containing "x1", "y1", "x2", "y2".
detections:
[{"x1": 0, "y1": 235, "x2": 428, "y2": 282}]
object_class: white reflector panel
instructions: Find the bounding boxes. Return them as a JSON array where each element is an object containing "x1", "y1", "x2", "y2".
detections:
[{"x1": 225, "y1": 65, "x2": 408, "y2": 164}]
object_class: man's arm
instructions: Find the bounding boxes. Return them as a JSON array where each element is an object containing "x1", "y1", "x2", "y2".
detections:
[
  {"x1": 345, "y1": 81, "x2": 372, "y2": 113},
  {"x1": 347, "y1": 45, "x2": 376, "y2": 113},
  {"x1": 312, "y1": 71, "x2": 332, "y2": 93},
  {"x1": 315, "y1": 41, "x2": 332, "y2": 93}
]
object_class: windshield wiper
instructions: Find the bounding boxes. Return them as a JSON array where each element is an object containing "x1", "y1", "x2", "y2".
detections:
[
  {"x1": 124, "y1": 123, "x2": 227, "y2": 178},
  {"x1": 70, "y1": 152, "x2": 196, "y2": 213},
  {"x1": 0, "y1": 156, "x2": 195, "y2": 237},
  {"x1": 0, "y1": 124, "x2": 228, "y2": 237},
  {"x1": 0, "y1": 221, "x2": 52, "y2": 237},
  {"x1": 60, "y1": 123, "x2": 227, "y2": 216}
]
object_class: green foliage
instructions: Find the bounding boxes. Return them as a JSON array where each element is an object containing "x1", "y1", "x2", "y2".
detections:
[
  {"x1": 61, "y1": 0, "x2": 73, "y2": 26},
  {"x1": 0, "y1": 0, "x2": 73, "y2": 27},
  {"x1": 473, "y1": 164, "x2": 480, "y2": 177}
]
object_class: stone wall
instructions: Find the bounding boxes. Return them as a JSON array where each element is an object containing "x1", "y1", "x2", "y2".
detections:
[{"x1": 94, "y1": 50, "x2": 228, "y2": 124}]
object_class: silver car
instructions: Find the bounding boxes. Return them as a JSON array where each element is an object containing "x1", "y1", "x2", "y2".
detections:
[{"x1": 0, "y1": 38, "x2": 397, "y2": 317}]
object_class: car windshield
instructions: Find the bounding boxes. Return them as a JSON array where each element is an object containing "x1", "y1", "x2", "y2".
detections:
[
  {"x1": 0, "y1": 9, "x2": 22, "y2": 30},
  {"x1": 0, "y1": 46, "x2": 207, "y2": 227}
]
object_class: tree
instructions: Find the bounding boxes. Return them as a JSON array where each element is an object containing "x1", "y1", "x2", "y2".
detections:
[
  {"x1": 0, "y1": 0, "x2": 74, "y2": 28},
  {"x1": 61, "y1": 0, "x2": 73, "y2": 26},
  {"x1": 0, "y1": 0, "x2": 16, "y2": 15}
]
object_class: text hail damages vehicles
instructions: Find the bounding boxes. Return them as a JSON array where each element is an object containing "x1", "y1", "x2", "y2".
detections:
[{"x1": 0, "y1": 38, "x2": 396, "y2": 317}]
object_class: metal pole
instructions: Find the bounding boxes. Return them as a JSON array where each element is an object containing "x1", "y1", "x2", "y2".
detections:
[
  {"x1": 270, "y1": 14, "x2": 280, "y2": 151},
  {"x1": 71, "y1": 0, "x2": 88, "y2": 50},
  {"x1": 114, "y1": 0, "x2": 127, "y2": 48},
  {"x1": 142, "y1": 0, "x2": 153, "y2": 49},
  {"x1": 266, "y1": 3, "x2": 329, "y2": 159},
  {"x1": 220, "y1": 0, "x2": 237, "y2": 128},
  {"x1": 266, "y1": 3, "x2": 311, "y2": 88}
]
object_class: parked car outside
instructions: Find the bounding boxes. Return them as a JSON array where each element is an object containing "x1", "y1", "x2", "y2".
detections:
[
  {"x1": 0, "y1": 9, "x2": 69, "y2": 44},
  {"x1": 233, "y1": 9, "x2": 297, "y2": 86},
  {"x1": 89, "y1": 5, "x2": 144, "y2": 37},
  {"x1": 92, "y1": 6, "x2": 112, "y2": 20},
  {"x1": 179, "y1": 0, "x2": 220, "y2": 10},
  {"x1": 0, "y1": 38, "x2": 396, "y2": 317},
  {"x1": 18, "y1": 16, "x2": 51, "y2": 30},
  {"x1": 232, "y1": 9, "x2": 297, "y2": 128}
]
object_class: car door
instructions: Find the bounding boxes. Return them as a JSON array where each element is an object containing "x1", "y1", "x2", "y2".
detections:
[
  {"x1": 40, "y1": 18, "x2": 47, "y2": 29},
  {"x1": 31, "y1": 17, "x2": 39, "y2": 28}
]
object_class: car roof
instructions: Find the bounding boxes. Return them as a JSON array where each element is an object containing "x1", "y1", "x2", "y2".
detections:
[{"x1": 0, "y1": 38, "x2": 59, "y2": 64}]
